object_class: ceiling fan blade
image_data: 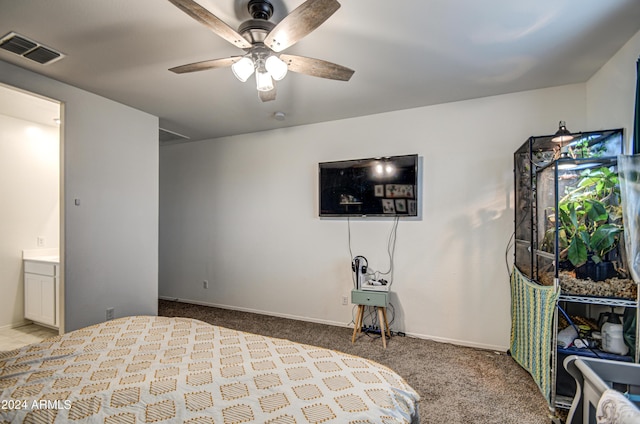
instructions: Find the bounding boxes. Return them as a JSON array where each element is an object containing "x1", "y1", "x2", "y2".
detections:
[
  {"x1": 264, "y1": 0, "x2": 340, "y2": 52},
  {"x1": 168, "y1": 0, "x2": 252, "y2": 49},
  {"x1": 169, "y1": 57, "x2": 239, "y2": 74},
  {"x1": 259, "y1": 86, "x2": 277, "y2": 102},
  {"x1": 280, "y1": 54, "x2": 354, "y2": 81}
]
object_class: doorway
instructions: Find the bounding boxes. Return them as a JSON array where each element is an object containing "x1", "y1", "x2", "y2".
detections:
[{"x1": 0, "y1": 83, "x2": 62, "y2": 333}]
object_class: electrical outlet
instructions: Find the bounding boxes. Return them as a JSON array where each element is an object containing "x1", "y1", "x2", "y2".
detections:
[
  {"x1": 203, "y1": 280, "x2": 209, "y2": 289},
  {"x1": 342, "y1": 296, "x2": 348, "y2": 305},
  {"x1": 37, "y1": 236, "x2": 45, "y2": 247},
  {"x1": 106, "y1": 307, "x2": 114, "y2": 321}
]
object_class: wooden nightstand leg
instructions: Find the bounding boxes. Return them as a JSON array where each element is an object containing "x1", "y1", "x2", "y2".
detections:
[
  {"x1": 381, "y1": 307, "x2": 391, "y2": 338},
  {"x1": 377, "y1": 307, "x2": 387, "y2": 348},
  {"x1": 352, "y1": 305, "x2": 364, "y2": 343}
]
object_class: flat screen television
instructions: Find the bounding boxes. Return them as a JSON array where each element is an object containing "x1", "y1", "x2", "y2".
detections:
[{"x1": 319, "y1": 154, "x2": 419, "y2": 217}]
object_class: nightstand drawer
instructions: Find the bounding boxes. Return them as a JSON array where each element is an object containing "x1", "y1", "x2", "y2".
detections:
[{"x1": 351, "y1": 289, "x2": 388, "y2": 307}]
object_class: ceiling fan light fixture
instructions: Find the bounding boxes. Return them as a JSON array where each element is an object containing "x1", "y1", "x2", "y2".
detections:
[
  {"x1": 167, "y1": 0, "x2": 354, "y2": 102},
  {"x1": 231, "y1": 56, "x2": 255, "y2": 82},
  {"x1": 265, "y1": 55, "x2": 288, "y2": 81},
  {"x1": 256, "y1": 69, "x2": 274, "y2": 92},
  {"x1": 551, "y1": 120, "x2": 574, "y2": 143}
]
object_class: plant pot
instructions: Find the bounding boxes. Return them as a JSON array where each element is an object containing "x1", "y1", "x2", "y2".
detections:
[
  {"x1": 575, "y1": 260, "x2": 594, "y2": 280},
  {"x1": 558, "y1": 260, "x2": 573, "y2": 271},
  {"x1": 575, "y1": 260, "x2": 617, "y2": 281},
  {"x1": 595, "y1": 261, "x2": 617, "y2": 281}
]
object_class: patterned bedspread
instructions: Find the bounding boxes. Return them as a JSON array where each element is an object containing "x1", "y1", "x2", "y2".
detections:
[{"x1": 0, "y1": 316, "x2": 419, "y2": 423}]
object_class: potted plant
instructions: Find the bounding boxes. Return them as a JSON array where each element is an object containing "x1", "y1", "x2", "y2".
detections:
[{"x1": 552, "y1": 166, "x2": 624, "y2": 281}]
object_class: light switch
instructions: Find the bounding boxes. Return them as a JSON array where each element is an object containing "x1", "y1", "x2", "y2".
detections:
[{"x1": 74, "y1": 198, "x2": 80, "y2": 206}]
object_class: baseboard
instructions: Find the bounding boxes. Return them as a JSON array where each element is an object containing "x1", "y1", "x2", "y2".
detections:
[
  {"x1": 403, "y1": 331, "x2": 508, "y2": 352},
  {"x1": 158, "y1": 296, "x2": 350, "y2": 329},
  {"x1": 158, "y1": 296, "x2": 509, "y2": 352}
]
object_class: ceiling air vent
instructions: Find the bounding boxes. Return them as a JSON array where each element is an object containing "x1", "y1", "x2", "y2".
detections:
[
  {"x1": 0, "y1": 32, "x2": 64, "y2": 65},
  {"x1": 159, "y1": 128, "x2": 191, "y2": 145},
  {"x1": 0, "y1": 34, "x2": 36, "y2": 55},
  {"x1": 24, "y1": 46, "x2": 61, "y2": 64}
]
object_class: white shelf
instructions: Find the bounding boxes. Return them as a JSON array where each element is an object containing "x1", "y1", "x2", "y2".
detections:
[{"x1": 558, "y1": 294, "x2": 638, "y2": 308}]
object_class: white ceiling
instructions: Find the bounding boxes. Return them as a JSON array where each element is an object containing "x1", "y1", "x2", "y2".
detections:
[{"x1": 0, "y1": 0, "x2": 639, "y2": 143}]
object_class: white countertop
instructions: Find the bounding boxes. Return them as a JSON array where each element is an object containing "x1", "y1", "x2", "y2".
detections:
[
  {"x1": 23, "y1": 249, "x2": 60, "y2": 264},
  {"x1": 25, "y1": 255, "x2": 59, "y2": 264}
]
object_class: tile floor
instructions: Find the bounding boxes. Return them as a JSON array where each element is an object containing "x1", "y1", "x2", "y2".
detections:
[{"x1": 0, "y1": 324, "x2": 58, "y2": 352}]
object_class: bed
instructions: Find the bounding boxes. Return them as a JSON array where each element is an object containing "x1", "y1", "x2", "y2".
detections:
[{"x1": 0, "y1": 316, "x2": 419, "y2": 423}]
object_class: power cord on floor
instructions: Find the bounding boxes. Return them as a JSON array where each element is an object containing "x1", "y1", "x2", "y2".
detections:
[{"x1": 351, "y1": 302, "x2": 398, "y2": 340}]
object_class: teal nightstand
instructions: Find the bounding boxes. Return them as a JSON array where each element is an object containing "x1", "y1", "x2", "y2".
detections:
[{"x1": 351, "y1": 289, "x2": 391, "y2": 348}]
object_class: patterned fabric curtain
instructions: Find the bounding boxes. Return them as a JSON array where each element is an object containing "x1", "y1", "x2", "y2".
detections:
[{"x1": 510, "y1": 266, "x2": 560, "y2": 405}]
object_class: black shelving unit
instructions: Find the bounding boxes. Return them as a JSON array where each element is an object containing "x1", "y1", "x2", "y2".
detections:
[{"x1": 513, "y1": 128, "x2": 639, "y2": 410}]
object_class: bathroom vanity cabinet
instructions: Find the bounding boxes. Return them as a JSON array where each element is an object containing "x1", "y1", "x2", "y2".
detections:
[{"x1": 24, "y1": 256, "x2": 59, "y2": 328}]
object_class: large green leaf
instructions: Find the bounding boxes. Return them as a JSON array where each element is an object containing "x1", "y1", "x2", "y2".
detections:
[
  {"x1": 590, "y1": 224, "x2": 622, "y2": 257},
  {"x1": 584, "y1": 199, "x2": 608, "y2": 223},
  {"x1": 577, "y1": 171, "x2": 600, "y2": 188},
  {"x1": 567, "y1": 236, "x2": 588, "y2": 267},
  {"x1": 558, "y1": 206, "x2": 573, "y2": 234}
]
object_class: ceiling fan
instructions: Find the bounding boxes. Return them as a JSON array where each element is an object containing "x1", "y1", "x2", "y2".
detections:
[{"x1": 167, "y1": 0, "x2": 355, "y2": 102}]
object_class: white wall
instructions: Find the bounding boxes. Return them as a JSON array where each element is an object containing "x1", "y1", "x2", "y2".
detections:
[
  {"x1": 0, "y1": 60, "x2": 159, "y2": 332},
  {"x1": 587, "y1": 28, "x2": 640, "y2": 152},
  {"x1": 160, "y1": 84, "x2": 585, "y2": 350},
  {"x1": 0, "y1": 114, "x2": 59, "y2": 328}
]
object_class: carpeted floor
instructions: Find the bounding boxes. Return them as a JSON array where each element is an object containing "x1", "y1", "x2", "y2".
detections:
[{"x1": 158, "y1": 299, "x2": 554, "y2": 424}]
